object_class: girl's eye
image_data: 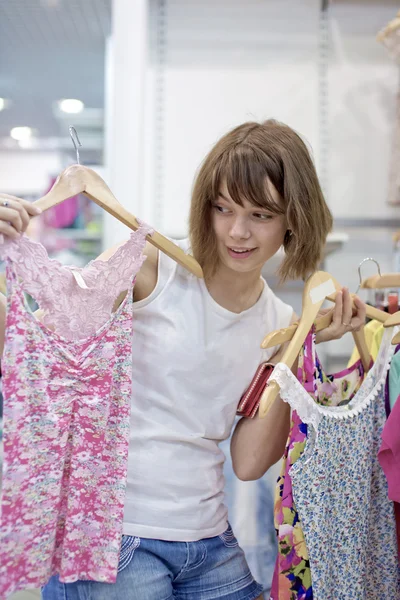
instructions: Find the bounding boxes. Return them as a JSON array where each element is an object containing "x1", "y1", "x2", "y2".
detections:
[
  {"x1": 254, "y1": 213, "x2": 273, "y2": 220},
  {"x1": 214, "y1": 205, "x2": 230, "y2": 214}
]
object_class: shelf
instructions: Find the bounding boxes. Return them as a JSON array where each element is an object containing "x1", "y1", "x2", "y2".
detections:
[{"x1": 262, "y1": 231, "x2": 349, "y2": 283}]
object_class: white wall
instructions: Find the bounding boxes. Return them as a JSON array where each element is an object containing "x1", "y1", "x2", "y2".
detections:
[
  {"x1": 134, "y1": 0, "x2": 400, "y2": 236},
  {"x1": 141, "y1": 0, "x2": 321, "y2": 237},
  {"x1": 0, "y1": 151, "x2": 63, "y2": 196},
  {"x1": 147, "y1": 64, "x2": 320, "y2": 237},
  {"x1": 328, "y1": 2, "x2": 399, "y2": 219}
]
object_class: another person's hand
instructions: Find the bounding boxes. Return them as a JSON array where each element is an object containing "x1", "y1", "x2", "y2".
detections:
[
  {"x1": 315, "y1": 287, "x2": 367, "y2": 344},
  {"x1": 0, "y1": 194, "x2": 41, "y2": 242}
]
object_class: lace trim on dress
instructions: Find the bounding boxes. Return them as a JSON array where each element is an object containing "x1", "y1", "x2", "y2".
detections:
[
  {"x1": 270, "y1": 326, "x2": 396, "y2": 429},
  {"x1": 0, "y1": 222, "x2": 153, "y2": 341}
]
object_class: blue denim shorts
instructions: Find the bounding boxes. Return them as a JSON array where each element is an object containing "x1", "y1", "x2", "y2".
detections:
[{"x1": 41, "y1": 524, "x2": 264, "y2": 600}]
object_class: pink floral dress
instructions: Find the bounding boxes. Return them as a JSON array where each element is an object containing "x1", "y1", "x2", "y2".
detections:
[{"x1": 0, "y1": 225, "x2": 151, "y2": 599}]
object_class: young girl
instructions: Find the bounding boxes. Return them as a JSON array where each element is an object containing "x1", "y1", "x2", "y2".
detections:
[{"x1": 0, "y1": 119, "x2": 366, "y2": 600}]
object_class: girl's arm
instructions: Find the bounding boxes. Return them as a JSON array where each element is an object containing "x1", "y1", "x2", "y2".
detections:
[
  {"x1": 230, "y1": 312, "x2": 297, "y2": 482},
  {"x1": 231, "y1": 288, "x2": 367, "y2": 481}
]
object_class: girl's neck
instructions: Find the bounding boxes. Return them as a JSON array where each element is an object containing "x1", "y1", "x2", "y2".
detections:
[{"x1": 205, "y1": 265, "x2": 264, "y2": 314}]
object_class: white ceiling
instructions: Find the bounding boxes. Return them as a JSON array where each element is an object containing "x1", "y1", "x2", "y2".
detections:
[{"x1": 0, "y1": 0, "x2": 111, "y2": 141}]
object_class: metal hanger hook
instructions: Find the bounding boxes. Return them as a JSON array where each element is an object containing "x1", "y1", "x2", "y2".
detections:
[
  {"x1": 69, "y1": 126, "x2": 82, "y2": 165},
  {"x1": 356, "y1": 257, "x2": 382, "y2": 293}
]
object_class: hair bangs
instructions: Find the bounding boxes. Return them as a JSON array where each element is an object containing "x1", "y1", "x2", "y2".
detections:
[{"x1": 212, "y1": 146, "x2": 284, "y2": 215}]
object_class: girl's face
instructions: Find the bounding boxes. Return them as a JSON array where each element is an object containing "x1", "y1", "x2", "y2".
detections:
[{"x1": 211, "y1": 180, "x2": 287, "y2": 276}]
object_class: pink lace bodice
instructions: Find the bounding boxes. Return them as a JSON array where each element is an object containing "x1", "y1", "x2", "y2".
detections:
[{"x1": 0, "y1": 223, "x2": 152, "y2": 340}]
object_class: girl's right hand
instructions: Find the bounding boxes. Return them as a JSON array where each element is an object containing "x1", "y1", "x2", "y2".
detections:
[{"x1": 0, "y1": 194, "x2": 42, "y2": 241}]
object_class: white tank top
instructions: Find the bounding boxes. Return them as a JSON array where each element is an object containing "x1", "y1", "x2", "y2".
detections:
[{"x1": 123, "y1": 239, "x2": 293, "y2": 541}]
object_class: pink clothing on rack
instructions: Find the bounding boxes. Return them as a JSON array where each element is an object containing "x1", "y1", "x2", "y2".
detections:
[
  {"x1": 378, "y1": 395, "x2": 400, "y2": 558},
  {"x1": 43, "y1": 177, "x2": 79, "y2": 229},
  {"x1": 379, "y1": 395, "x2": 400, "y2": 502},
  {"x1": 0, "y1": 225, "x2": 151, "y2": 599}
]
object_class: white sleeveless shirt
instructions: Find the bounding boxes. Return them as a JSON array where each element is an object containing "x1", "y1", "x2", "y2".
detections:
[{"x1": 123, "y1": 239, "x2": 293, "y2": 541}]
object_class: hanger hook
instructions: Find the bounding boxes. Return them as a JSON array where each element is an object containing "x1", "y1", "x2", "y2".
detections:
[
  {"x1": 69, "y1": 126, "x2": 82, "y2": 165},
  {"x1": 356, "y1": 257, "x2": 382, "y2": 293}
]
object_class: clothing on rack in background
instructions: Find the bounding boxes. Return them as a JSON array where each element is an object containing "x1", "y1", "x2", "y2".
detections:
[
  {"x1": 389, "y1": 346, "x2": 400, "y2": 411},
  {"x1": 379, "y1": 395, "x2": 400, "y2": 559},
  {"x1": 42, "y1": 178, "x2": 80, "y2": 229},
  {"x1": 379, "y1": 342, "x2": 400, "y2": 559},
  {"x1": 271, "y1": 334, "x2": 367, "y2": 599},
  {"x1": 270, "y1": 327, "x2": 399, "y2": 600},
  {"x1": 348, "y1": 319, "x2": 384, "y2": 367},
  {"x1": 0, "y1": 224, "x2": 151, "y2": 599}
]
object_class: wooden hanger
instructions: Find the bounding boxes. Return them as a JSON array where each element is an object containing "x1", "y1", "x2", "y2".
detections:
[
  {"x1": 33, "y1": 164, "x2": 204, "y2": 279},
  {"x1": 355, "y1": 257, "x2": 400, "y2": 337},
  {"x1": 355, "y1": 257, "x2": 400, "y2": 290},
  {"x1": 261, "y1": 299, "x2": 388, "y2": 350},
  {"x1": 359, "y1": 273, "x2": 400, "y2": 290},
  {"x1": 383, "y1": 299, "x2": 400, "y2": 341},
  {"x1": 377, "y1": 10, "x2": 400, "y2": 42},
  {"x1": 383, "y1": 309, "x2": 400, "y2": 330},
  {"x1": 258, "y1": 271, "x2": 373, "y2": 419}
]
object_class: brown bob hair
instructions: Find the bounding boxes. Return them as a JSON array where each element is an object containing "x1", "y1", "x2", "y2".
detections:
[{"x1": 189, "y1": 119, "x2": 333, "y2": 282}]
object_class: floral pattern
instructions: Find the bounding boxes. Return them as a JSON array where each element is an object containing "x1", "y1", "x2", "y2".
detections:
[
  {"x1": 0, "y1": 230, "x2": 148, "y2": 599},
  {"x1": 271, "y1": 331, "x2": 366, "y2": 600},
  {"x1": 271, "y1": 328, "x2": 399, "y2": 600}
]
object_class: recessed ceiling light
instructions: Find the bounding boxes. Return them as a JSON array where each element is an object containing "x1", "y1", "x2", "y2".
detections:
[
  {"x1": 59, "y1": 99, "x2": 85, "y2": 114},
  {"x1": 10, "y1": 127, "x2": 34, "y2": 141},
  {"x1": 18, "y1": 138, "x2": 36, "y2": 149}
]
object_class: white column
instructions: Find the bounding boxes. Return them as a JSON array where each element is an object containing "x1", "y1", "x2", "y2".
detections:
[{"x1": 103, "y1": 0, "x2": 149, "y2": 249}]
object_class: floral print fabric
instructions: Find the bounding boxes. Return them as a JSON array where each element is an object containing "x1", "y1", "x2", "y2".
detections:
[
  {"x1": 0, "y1": 229, "x2": 148, "y2": 599},
  {"x1": 270, "y1": 327, "x2": 399, "y2": 600},
  {"x1": 271, "y1": 332, "x2": 366, "y2": 600}
]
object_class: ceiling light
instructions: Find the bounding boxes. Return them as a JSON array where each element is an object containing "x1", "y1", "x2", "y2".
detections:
[
  {"x1": 18, "y1": 138, "x2": 36, "y2": 149},
  {"x1": 0, "y1": 98, "x2": 5, "y2": 111},
  {"x1": 10, "y1": 127, "x2": 33, "y2": 141},
  {"x1": 59, "y1": 99, "x2": 85, "y2": 114}
]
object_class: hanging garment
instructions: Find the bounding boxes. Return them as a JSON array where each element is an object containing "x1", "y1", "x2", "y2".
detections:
[
  {"x1": 348, "y1": 319, "x2": 383, "y2": 367},
  {"x1": 0, "y1": 225, "x2": 150, "y2": 599},
  {"x1": 42, "y1": 177, "x2": 80, "y2": 229},
  {"x1": 378, "y1": 393, "x2": 400, "y2": 558},
  {"x1": 389, "y1": 345, "x2": 400, "y2": 411},
  {"x1": 270, "y1": 409, "x2": 311, "y2": 600},
  {"x1": 270, "y1": 336, "x2": 366, "y2": 600},
  {"x1": 269, "y1": 327, "x2": 399, "y2": 600}
]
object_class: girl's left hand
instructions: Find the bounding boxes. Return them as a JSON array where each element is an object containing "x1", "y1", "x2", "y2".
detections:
[{"x1": 315, "y1": 287, "x2": 367, "y2": 344}]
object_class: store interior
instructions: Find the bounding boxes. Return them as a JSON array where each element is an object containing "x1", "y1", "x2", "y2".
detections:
[{"x1": 1, "y1": 0, "x2": 400, "y2": 598}]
